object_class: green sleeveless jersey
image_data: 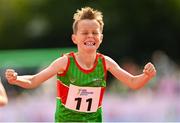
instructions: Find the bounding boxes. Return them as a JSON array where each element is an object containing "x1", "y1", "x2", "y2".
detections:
[{"x1": 55, "y1": 52, "x2": 107, "y2": 122}]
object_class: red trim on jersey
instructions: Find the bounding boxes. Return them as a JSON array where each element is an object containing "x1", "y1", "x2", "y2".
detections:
[
  {"x1": 98, "y1": 53, "x2": 107, "y2": 80},
  {"x1": 57, "y1": 80, "x2": 69, "y2": 104},
  {"x1": 71, "y1": 52, "x2": 98, "y2": 74},
  {"x1": 57, "y1": 54, "x2": 70, "y2": 76},
  {"x1": 98, "y1": 87, "x2": 105, "y2": 107}
]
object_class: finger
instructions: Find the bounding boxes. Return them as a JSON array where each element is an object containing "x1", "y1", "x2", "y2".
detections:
[
  {"x1": 145, "y1": 63, "x2": 155, "y2": 73},
  {"x1": 13, "y1": 72, "x2": 18, "y2": 77},
  {"x1": 5, "y1": 72, "x2": 14, "y2": 78},
  {"x1": 144, "y1": 68, "x2": 156, "y2": 77},
  {"x1": 6, "y1": 69, "x2": 15, "y2": 73},
  {"x1": 146, "y1": 67, "x2": 155, "y2": 73},
  {"x1": 144, "y1": 63, "x2": 151, "y2": 70},
  {"x1": 5, "y1": 70, "x2": 17, "y2": 76},
  {"x1": 5, "y1": 72, "x2": 17, "y2": 81}
]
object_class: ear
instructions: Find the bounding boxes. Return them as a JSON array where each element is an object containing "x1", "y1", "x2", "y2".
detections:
[
  {"x1": 100, "y1": 34, "x2": 103, "y2": 44},
  {"x1": 71, "y1": 34, "x2": 77, "y2": 44}
]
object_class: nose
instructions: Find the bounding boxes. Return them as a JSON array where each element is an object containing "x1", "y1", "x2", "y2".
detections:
[{"x1": 87, "y1": 33, "x2": 93, "y2": 38}]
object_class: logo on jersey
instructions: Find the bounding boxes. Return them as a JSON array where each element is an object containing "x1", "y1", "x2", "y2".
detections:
[
  {"x1": 69, "y1": 77, "x2": 76, "y2": 83},
  {"x1": 77, "y1": 89, "x2": 94, "y2": 96},
  {"x1": 92, "y1": 78, "x2": 103, "y2": 82}
]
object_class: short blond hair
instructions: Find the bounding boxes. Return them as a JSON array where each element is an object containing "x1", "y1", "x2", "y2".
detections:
[{"x1": 72, "y1": 7, "x2": 104, "y2": 34}]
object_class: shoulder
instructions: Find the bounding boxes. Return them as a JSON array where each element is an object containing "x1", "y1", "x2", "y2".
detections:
[
  {"x1": 49, "y1": 53, "x2": 69, "y2": 71},
  {"x1": 98, "y1": 54, "x2": 119, "y2": 71},
  {"x1": 99, "y1": 54, "x2": 115, "y2": 63},
  {"x1": 54, "y1": 54, "x2": 68, "y2": 63}
]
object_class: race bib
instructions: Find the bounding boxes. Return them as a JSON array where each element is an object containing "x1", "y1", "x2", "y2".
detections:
[{"x1": 65, "y1": 84, "x2": 101, "y2": 113}]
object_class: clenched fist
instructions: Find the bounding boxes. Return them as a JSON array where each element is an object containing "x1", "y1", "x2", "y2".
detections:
[
  {"x1": 143, "y1": 62, "x2": 156, "y2": 78},
  {"x1": 5, "y1": 69, "x2": 18, "y2": 85}
]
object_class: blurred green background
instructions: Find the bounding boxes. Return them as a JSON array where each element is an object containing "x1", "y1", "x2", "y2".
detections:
[
  {"x1": 0, "y1": 0, "x2": 179, "y2": 63},
  {"x1": 0, "y1": 0, "x2": 180, "y2": 122}
]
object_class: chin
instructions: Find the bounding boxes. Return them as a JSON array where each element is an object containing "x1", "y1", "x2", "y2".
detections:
[{"x1": 84, "y1": 47, "x2": 97, "y2": 53}]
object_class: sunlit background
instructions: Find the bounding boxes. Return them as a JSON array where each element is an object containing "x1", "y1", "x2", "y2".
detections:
[{"x1": 0, "y1": 0, "x2": 180, "y2": 122}]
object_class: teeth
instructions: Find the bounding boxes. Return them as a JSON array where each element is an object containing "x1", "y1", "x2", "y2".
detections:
[{"x1": 84, "y1": 42, "x2": 95, "y2": 46}]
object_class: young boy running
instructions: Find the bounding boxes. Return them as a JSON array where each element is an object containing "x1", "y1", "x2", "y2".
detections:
[{"x1": 5, "y1": 7, "x2": 156, "y2": 122}]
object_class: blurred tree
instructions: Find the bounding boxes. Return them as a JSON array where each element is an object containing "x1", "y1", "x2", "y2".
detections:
[{"x1": 0, "y1": 0, "x2": 180, "y2": 63}]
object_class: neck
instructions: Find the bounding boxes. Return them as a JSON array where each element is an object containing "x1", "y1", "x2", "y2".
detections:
[{"x1": 75, "y1": 51, "x2": 97, "y2": 69}]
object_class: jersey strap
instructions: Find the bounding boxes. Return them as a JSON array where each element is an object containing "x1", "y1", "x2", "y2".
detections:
[{"x1": 57, "y1": 52, "x2": 107, "y2": 80}]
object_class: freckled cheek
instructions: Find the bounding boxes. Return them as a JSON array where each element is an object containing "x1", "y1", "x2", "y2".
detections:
[{"x1": 96, "y1": 37, "x2": 102, "y2": 43}]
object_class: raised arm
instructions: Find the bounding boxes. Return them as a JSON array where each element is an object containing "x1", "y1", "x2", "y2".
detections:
[
  {"x1": 105, "y1": 56, "x2": 156, "y2": 90},
  {"x1": 5, "y1": 55, "x2": 68, "y2": 89},
  {"x1": 0, "y1": 78, "x2": 8, "y2": 106}
]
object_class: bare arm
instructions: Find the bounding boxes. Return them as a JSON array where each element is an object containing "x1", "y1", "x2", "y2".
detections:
[
  {"x1": 105, "y1": 56, "x2": 156, "y2": 90},
  {"x1": 5, "y1": 55, "x2": 68, "y2": 89},
  {"x1": 0, "y1": 78, "x2": 8, "y2": 106}
]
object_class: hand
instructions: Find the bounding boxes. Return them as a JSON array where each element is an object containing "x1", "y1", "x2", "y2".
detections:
[
  {"x1": 143, "y1": 62, "x2": 156, "y2": 78},
  {"x1": 5, "y1": 69, "x2": 18, "y2": 85}
]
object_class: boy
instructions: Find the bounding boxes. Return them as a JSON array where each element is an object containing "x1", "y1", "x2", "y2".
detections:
[
  {"x1": 5, "y1": 7, "x2": 156, "y2": 122},
  {"x1": 0, "y1": 77, "x2": 8, "y2": 106}
]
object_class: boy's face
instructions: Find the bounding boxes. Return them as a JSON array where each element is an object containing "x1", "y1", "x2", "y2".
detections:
[{"x1": 72, "y1": 19, "x2": 103, "y2": 53}]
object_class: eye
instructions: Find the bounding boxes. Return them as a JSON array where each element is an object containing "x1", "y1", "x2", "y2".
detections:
[
  {"x1": 80, "y1": 32, "x2": 88, "y2": 35},
  {"x1": 93, "y1": 32, "x2": 99, "y2": 35}
]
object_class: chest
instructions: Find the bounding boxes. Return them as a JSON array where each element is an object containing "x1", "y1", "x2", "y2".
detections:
[{"x1": 58, "y1": 57, "x2": 106, "y2": 87}]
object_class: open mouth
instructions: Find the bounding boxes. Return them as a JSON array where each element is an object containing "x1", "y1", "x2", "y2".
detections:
[{"x1": 84, "y1": 41, "x2": 96, "y2": 46}]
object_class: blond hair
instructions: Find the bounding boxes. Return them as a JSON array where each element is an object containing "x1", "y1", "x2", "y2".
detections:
[{"x1": 72, "y1": 7, "x2": 104, "y2": 34}]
